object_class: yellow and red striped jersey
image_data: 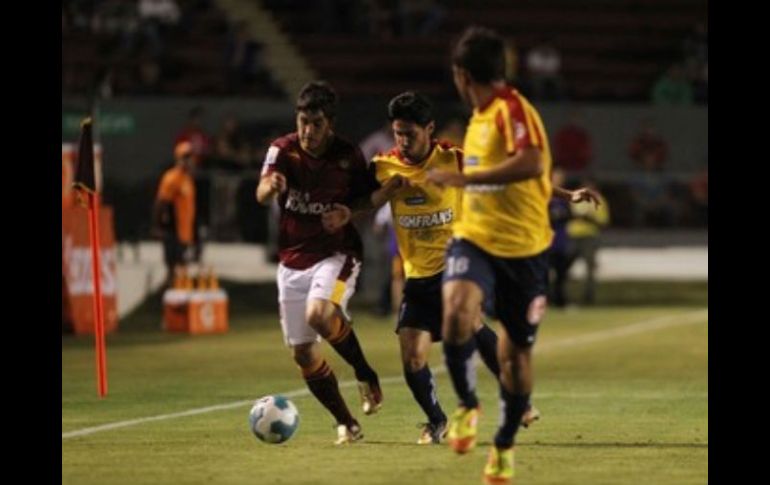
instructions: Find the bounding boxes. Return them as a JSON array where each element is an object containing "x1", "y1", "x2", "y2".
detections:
[
  {"x1": 454, "y1": 87, "x2": 554, "y2": 258},
  {"x1": 373, "y1": 141, "x2": 463, "y2": 279}
]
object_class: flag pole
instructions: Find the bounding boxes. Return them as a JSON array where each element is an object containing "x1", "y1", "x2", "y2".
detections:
[{"x1": 74, "y1": 117, "x2": 108, "y2": 398}]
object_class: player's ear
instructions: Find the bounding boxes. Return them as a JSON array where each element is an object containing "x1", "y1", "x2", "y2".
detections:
[{"x1": 426, "y1": 121, "x2": 436, "y2": 137}]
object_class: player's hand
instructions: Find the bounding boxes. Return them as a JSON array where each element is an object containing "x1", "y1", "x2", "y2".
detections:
[
  {"x1": 322, "y1": 203, "x2": 351, "y2": 233},
  {"x1": 383, "y1": 174, "x2": 410, "y2": 195},
  {"x1": 570, "y1": 188, "x2": 602, "y2": 209},
  {"x1": 268, "y1": 172, "x2": 287, "y2": 194},
  {"x1": 426, "y1": 169, "x2": 466, "y2": 188}
]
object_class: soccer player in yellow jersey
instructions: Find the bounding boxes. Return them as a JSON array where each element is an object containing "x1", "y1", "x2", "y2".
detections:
[
  {"x1": 427, "y1": 27, "x2": 600, "y2": 484},
  {"x1": 371, "y1": 92, "x2": 505, "y2": 445}
]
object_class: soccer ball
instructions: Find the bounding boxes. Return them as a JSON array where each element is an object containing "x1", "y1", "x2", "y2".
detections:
[{"x1": 248, "y1": 395, "x2": 299, "y2": 444}]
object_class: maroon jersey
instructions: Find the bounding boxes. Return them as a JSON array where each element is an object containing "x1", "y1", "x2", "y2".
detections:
[{"x1": 261, "y1": 133, "x2": 378, "y2": 269}]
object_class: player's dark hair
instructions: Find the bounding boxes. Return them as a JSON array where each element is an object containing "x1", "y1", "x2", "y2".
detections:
[
  {"x1": 387, "y1": 91, "x2": 434, "y2": 126},
  {"x1": 296, "y1": 81, "x2": 338, "y2": 120},
  {"x1": 452, "y1": 26, "x2": 506, "y2": 84}
]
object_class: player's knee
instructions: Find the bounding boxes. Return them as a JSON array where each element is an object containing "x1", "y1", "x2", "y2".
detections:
[
  {"x1": 291, "y1": 344, "x2": 316, "y2": 369},
  {"x1": 306, "y1": 311, "x2": 331, "y2": 336},
  {"x1": 443, "y1": 304, "x2": 475, "y2": 343},
  {"x1": 401, "y1": 351, "x2": 427, "y2": 373}
]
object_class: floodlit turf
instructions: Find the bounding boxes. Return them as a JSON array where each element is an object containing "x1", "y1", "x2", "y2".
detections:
[{"x1": 63, "y1": 285, "x2": 707, "y2": 485}]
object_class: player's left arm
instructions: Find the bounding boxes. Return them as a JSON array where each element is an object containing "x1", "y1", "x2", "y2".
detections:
[{"x1": 553, "y1": 185, "x2": 602, "y2": 209}]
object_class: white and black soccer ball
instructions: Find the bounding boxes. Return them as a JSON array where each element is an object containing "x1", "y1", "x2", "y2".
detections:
[{"x1": 248, "y1": 395, "x2": 299, "y2": 444}]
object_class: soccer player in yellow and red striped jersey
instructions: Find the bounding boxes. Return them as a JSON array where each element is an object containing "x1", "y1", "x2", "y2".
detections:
[
  {"x1": 427, "y1": 26, "x2": 600, "y2": 484},
  {"x1": 371, "y1": 92, "x2": 503, "y2": 445}
]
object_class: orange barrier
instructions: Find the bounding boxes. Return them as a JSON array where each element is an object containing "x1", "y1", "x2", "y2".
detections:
[{"x1": 62, "y1": 206, "x2": 118, "y2": 334}]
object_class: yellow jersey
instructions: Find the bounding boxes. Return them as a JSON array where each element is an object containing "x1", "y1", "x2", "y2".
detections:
[
  {"x1": 454, "y1": 87, "x2": 553, "y2": 258},
  {"x1": 373, "y1": 141, "x2": 463, "y2": 279}
]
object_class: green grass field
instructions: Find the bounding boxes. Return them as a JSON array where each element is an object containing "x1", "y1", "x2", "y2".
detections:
[{"x1": 62, "y1": 282, "x2": 707, "y2": 484}]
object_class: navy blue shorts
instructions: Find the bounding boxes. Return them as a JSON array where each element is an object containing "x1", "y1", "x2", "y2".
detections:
[
  {"x1": 443, "y1": 238, "x2": 549, "y2": 347},
  {"x1": 396, "y1": 272, "x2": 443, "y2": 342}
]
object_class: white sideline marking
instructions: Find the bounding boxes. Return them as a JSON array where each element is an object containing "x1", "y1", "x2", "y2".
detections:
[{"x1": 62, "y1": 309, "x2": 707, "y2": 440}]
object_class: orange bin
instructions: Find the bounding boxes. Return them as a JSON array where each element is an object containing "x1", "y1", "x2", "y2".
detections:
[{"x1": 163, "y1": 288, "x2": 229, "y2": 334}]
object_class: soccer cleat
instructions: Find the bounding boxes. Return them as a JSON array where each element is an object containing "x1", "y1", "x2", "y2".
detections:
[
  {"x1": 334, "y1": 422, "x2": 363, "y2": 445},
  {"x1": 483, "y1": 446, "x2": 514, "y2": 485},
  {"x1": 357, "y1": 377, "x2": 383, "y2": 415},
  {"x1": 447, "y1": 406, "x2": 480, "y2": 454},
  {"x1": 520, "y1": 405, "x2": 541, "y2": 429},
  {"x1": 416, "y1": 421, "x2": 448, "y2": 445}
]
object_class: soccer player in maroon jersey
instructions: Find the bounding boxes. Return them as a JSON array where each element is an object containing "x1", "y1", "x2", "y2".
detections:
[{"x1": 256, "y1": 81, "x2": 404, "y2": 444}]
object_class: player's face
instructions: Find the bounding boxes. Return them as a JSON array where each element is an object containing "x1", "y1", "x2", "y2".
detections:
[
  {"x1": 392, "y1": 119, "x2": 434, "y2": 163},
  {"x1": 452, "y1": 65, "x2": 471, "y2": 105},
  {"x1": 297, "y1": 110, "x2": 333, "y2": 155}
]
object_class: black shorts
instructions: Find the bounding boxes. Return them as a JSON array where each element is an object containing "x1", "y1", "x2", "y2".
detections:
[
  {"x1": 163, "y1": 235, "x2": 191, "y2": 268},
  {"x1": 443, "y1": 238, "x2": 549, "y2": 347},
  {"x1": 396, "y1": 272, "x2": 443, "y2": 342}
]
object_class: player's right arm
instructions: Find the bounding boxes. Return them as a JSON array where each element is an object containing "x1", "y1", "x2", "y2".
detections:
[
  {"x1": 256, "y1": 145, "x2": 287, "y2": 205},
  {"x1": 257, "y1": 171, "x2": 287, "y2": 204}
]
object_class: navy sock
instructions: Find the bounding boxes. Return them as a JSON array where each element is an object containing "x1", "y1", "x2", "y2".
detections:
[
  {"x1": 404, "y1": 365, "x2": 446, "y2": 424},
  {"x1": 474, "y1": 324, "x2": 500, "y2": 378},
  {"x1": 493, "y1": 387, "x2": 530, "y2": 449},
  {"x1": 443, "y1": 339, "x2": 479, "y2": 409}
]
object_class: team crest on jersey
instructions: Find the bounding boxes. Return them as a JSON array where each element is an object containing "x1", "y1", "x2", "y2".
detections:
[
  {"x1": 515, "y1": 122, "x2": 527, "y2": 141},
  {"x1": 465, "y1": 156, "x2": 479, "y2": 166},
  {"x1": 339, "y1": 159, "x2": 350, "y2": 169}
]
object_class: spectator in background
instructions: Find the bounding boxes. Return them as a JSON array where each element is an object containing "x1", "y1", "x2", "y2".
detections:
[
  {"x1": 651, "y1": 64, "x2": 693, "y2": 106},
  {"x1": 175, "y1": 106, "x2": 212, "y2": 166},
  {"x1": 134, "y1": 57, "x2": 163, "y2": 95},
  {"x1": 137, "y1": 0, "x2": 180, "y2": 56},
  {"x1": 628, "y1": 119, "x2": 668, "y2": 171},
  {"x1": 359, "y1": 122, "x2": 394, "y2": 162},
  {"x1": 548, "y1": 168, "x2": 573, "y2": 308},
  {"x1": 553, "y1": 110, "x2": 593, "y2": 176},
  {"x1": 629, "y1": 170, "x2": 678, "y2": 227},
  {"x1": 213, "y1": 114, "x2": 253, "y2": 170},
  {"x1": 152, "y1": 141, "x2": 197, "y2": 288},
  {"x1": 567, "y1": 178, "x2": 609, "y2": 305},
  {"x1": 525, "y1": 38, "x2": 565, "y2": 101},
  {"x1": 225, "y1": 22, "x2": 273, "y2": 94}
]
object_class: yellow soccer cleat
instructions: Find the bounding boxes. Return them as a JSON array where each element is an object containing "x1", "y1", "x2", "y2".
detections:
[
  {"x1": 447, "y1": 406, "x2": 480, "y2": 454},
  {"x1": 483, "y1": 446, "x2": 514, "y2": 485}
]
